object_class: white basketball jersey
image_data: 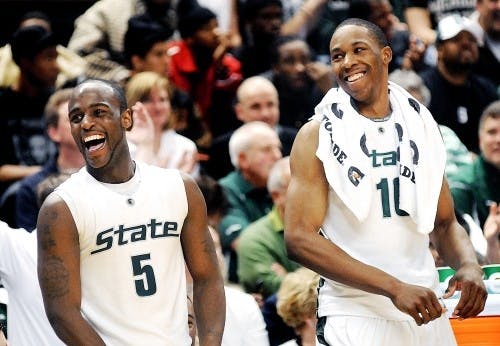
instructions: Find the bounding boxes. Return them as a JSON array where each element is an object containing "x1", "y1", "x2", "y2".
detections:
[
  {"x1": 318, "y1": 115, "x2": 440, "y2": 320},
  {"x1": 54, "y1": 162, "x2": 191, "y2": 345}
]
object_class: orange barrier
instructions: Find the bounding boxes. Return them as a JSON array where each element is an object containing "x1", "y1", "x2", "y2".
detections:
[{"x1": 450, "y1": 316, "x2": 500, "y2": 345}]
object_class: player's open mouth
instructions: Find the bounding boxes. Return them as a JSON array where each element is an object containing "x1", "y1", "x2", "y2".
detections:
[
  {"x1": 345, "y1": 72, "x2": 366, "y2": 82},
  {"x1": 83, "y1": 134, "x2": 106, "y2": 153}
]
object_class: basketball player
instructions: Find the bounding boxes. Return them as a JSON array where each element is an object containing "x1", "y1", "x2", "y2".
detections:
[
  {"x1": 37, "y1": 79, "x2": 225, "y2": 345},
  {"x1": 285, "y1": 19, "x2": 487, "y2": 345}
]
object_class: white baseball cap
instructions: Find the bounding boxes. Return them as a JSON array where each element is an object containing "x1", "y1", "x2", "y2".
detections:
[{"x1": 436, "y1": 14, "x2": 482, "y2": 45}]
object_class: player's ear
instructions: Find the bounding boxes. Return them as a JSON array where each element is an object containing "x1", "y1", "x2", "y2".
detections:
[
  {"x1": 381, "y1": 46, "x2": 392, "y2": 65},
  {"x1": 121, "y1": 108, "x2": 133, "y2": 131}
]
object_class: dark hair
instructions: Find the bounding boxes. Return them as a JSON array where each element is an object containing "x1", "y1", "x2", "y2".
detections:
[
  {"x1": 196, "y1": 174, "x2": 229, "y2": 217},
  {"x1": 335, "y1": 18, "x2": 389, "y2": 48},
  {"x1": 176, "y1": 0, "x2": 216, "y2": 38},
  {"x1": 19, "y1": 11, "x2": 51, "y2": 27},
  {"x1": 269, "y1": 35, "x2": 312, "y2": 66},
  {"x1": 76, "y1": 78, "x2": 128, "y2": 113},
  {"x1": 242, "y1": 0, "x2": 283, "y2": 21},
  {"x1": 348, "y1": 0, "x2": 372, "y2": 21},
  {"x1": 123, "y1": 14, "x2": 173, "y2": 65},
  {"x1": 10, "y1": 25, "x2": 57, "y2": 64}
]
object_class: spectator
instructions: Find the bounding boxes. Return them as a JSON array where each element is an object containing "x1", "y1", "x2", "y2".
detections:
[
  {"x1": 199, "y1": 0, "x2": 242, "y2": 48},
  {"x1": 14, "y1": 88, "x2": 84, "y2": 231},
  {"x1": 263, "y1": 36, "x2": 330, "y2": 129},
  {"x1": 123, "y1": 13, "x2": 207, "y2": 148},
  {"x1": 348, "y1": 0, "x2": 427, "y2": 72},
  {"x1": 219, "y1": 121, "x2": 282, "y2": 283},
  {"x1": 123, "y1": 13, "x2": 173, "y2": 78},
  {"x1": 0, "y1": 11, "x2": 86, "y2": 89},
  {"x1": 235, "y1": 0, "x2": 284, "y2": 78},
  {"x1": 420, "y1": 14, "x2": 497, "y2": 153},
  {"x1": 471, "y1": 0, "x2": 500, "y2": 88},
  {"x1": 68, "y1": 0, "x2": 176, "y2": 82},
  {"x1": 168, "y1": 0, "x2": 243, "y2": 139},
  {"x1": 276, "y1": 268, "x2": 320, "y2": 346},
  {"x1": 237, "y1": 157, "x2": 301, "y2": 299},
  {"x1": 125, "y1": 71, "x2": 199, "y2": 176},
  {"x1": 405, "y1": 0, "x2": 476, "y2": 46},
  {"x1": 203, "y1": 76, "x2": 297, "y2": 179},
  {"x1": 0, "y1": 25, "x2": 59, "y2": 200},
  {"x1": 450, "y1": 100, "x2": 500, "y2": 229}
]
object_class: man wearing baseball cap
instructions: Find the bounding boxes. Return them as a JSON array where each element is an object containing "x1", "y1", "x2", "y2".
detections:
[{"x1": 420, "y1": 14, "x2": 497, "y2": 153}]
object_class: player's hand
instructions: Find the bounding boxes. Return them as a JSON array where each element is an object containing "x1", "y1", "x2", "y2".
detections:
[
  {"x1": 443, "y1": 263, "x2": 487, "y2": 319},
  {"x1": 391, "y1": 283, "x2": 444, "y2": 326}
]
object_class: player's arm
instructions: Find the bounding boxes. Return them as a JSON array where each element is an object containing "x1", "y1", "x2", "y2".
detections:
[
  {"x1": 181, "y1": 174, "x2": 225, "y2": 346},
  {"x1": 285, "y1": 121, "x2": 443, "y2": 325},
  {"x1": 430, "y1": 178, "x2": 487, "y2": 318},
  {"x1": 37, "y1": 194, "x2": 105, "y2": 345}
]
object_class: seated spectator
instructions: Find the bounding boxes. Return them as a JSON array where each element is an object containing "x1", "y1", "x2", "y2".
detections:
[
  {"x1": 0, "y1": 25, "x2": 59, "y2": 202},
  {"x1": 219, "y1": 121, "x2": 282, "y2": 283},
  {"x1": 236, "y1": 0, "x2": 332, "y2": 78},
  {"x1": 14, "y1": 88, "x2": 84, "y2": 231},
  {"x1": 168, "y1": 0, "x2": 243, "y2": 139},
  {"x1": 204, "y1": 76, "x2": 297, "y2": 179},
  {"x1": 235, "y1": 0, "x2": 283, "y2": 78},
  {"x1": 450, "y1": 100, "x2": 499, "y2": 231},
  {"x1": 405, "y1": 0, "x2": 477, "y2": 46},
  {"x1": 237, "y1": 157, "x2": 300, "y2": 299},
  {"x1": 123, "y1": 13, "x2": 207, "y2": 148},
  {"x1": 0, "y1": 11, "x2": 86, "y2": 89},
  {"x1": 419, "y1": 14, "x2": 497, "y2": 152},
  {"x1": 276, "y1": 268, "x2": 320, "y2": 346},
  {"x1": 67, "y1": 0, "x2": 176, "y2": 82},
  {"x1": 263, "y1": 36, "x2": 331, "y2": 129},
  {"x1": 348, "y1": 0, "x2": 427, "y2": 72},
  {"x1": 123, "y1": 13, "x2": 173, "y2": 78},
  {"x1": 471, "y1": 0, "x2": 500, "y2": 89},
  {"x1": 125, "y1": 71, "x2": 199, "y2": 176}
]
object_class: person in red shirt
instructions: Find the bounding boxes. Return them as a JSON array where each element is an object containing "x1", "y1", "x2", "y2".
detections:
[{"x1": 168, "y1": 0, "x2": 243, "y2": 140}]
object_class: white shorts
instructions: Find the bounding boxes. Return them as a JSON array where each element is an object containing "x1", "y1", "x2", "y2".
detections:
[{"x1": 317, "y1": 315, "x2": 457, "y2": 346}]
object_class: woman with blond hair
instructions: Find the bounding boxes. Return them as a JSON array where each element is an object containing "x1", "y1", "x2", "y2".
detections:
[
  {"x1": 125, "y1": 71, "x2": 199, "y2": 176},
  {"x1": 276, "y1": 268, "x2": 319, "y2": 346}
]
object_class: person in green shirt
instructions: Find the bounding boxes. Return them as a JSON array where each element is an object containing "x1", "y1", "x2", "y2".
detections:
[
  {"x1": 219, "y1": 121, "x2": 283, "y2": 283},
  {"x1": 450, "y1": 101, "x2": 500, "y2": 228},
  {"x1": 450, "y1": 100, "x2": 500, "y2": 263},
  {"x1": 237, "y1": 157, "x2": 301, "y2": 298}
]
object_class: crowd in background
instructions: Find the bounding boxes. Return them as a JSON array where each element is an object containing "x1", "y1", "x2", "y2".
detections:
[{"x1": 0, "y1": 0, "x2": 498, "y2": 345}]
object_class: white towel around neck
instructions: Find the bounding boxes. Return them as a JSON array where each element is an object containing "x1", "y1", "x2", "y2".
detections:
[{"x1": 312, "y1": 82, "x2": 446, "y2": 234}]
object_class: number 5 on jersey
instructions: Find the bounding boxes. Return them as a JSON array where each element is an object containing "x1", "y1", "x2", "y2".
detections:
[{"x1": 131, "y1": 254, "x2": 157, "y2": 296}]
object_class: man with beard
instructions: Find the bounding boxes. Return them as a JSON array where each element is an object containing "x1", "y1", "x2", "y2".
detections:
[
  {"x1": 235, "y1": 0, "x2": 284, "y2": 78},
  {"x1": 263, "y1": 36, "x2": 332, "y2": 129},
  {"x1": 419, "y1": 14, "x2": 497, "y2": 153},
  {"x1": 472, "y1": 0, "x2": 500, "y2": 87}
]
